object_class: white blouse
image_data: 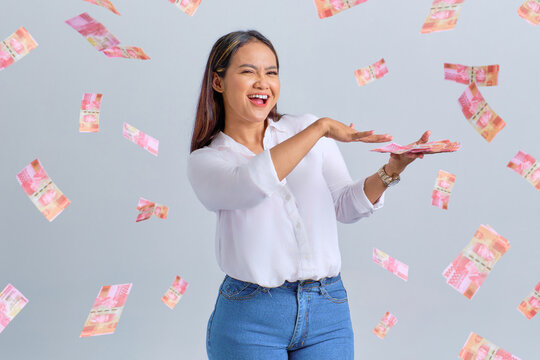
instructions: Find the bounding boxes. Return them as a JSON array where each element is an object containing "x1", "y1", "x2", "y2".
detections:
[{"x1": 187, "y1": 113, "x2": 385, "y2": 288}]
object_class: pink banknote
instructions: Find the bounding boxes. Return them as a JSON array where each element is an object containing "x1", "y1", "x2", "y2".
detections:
[
  {"x1": 421, "y1": 0, "x2": 465, "y2": 34},
  {"x1": 459, "y1": 332, "x2": 521, "y2": 360},
  {"x1": 0, "y1": 27, "x2": 38, "y2": 71},
  {"x1": 518, "y1": 281, "x2": 540, "y2": 319},
  {"x1": 79, "y1": 93, "x2": 102, "y2": 133},
  {"x1": 65, "y1": 13, "x2": 120, "y2": 51},
  {"x1": 518, "y1": 0, "x2": 540, "y2": 25},
  {"x1": 373, "y1": 312, "x2": 397, "y2": 339},
  {"x1": 444, "y1": 63, "x2": 499, "y2": 86},
  {"x1": 371, "y1": 140, "x2": 460, "y2": 155},
  {"x1": 458, "y1": 82, "x2": 505, "y2": 142},
  {"x1": 169, "y1": 0, "x2": 202, "y2": 16},
  {"x1": 354, "y1": 58, "x2": 388, "y2": 87},
  {"x1": 80, "y1": 283, "x2": 132, "y2": 337},
  {"x1": 372, "y1": 248, "x2": 408, "y2": 281},
  {"x1": 102, "y1": 46, "x2": 150, "y2": 60},
  {"x1": 83, "y1": 0, "x2": 121, "y2": 15},
  {"x1": 123, "y1": 123, "x2": 159, "y2": 156},
  {"x1": 313, "y1": 0, "x2": 368, "y2": 19},
  {"x1": 443, "y1": 225, "x2": 510, "y2": 299},
  {"x1": 136, "y1": 197, "x2": 169, "y2": 222},
  {"x1": 16, "y1": 159, "x2": 71, "y2": 221},
  {"x1": 507, "y1": 151, "x2": 540, "y2": 191},
  {"x1": 162, "y1": 276, "x2": 189, "y2": 309},
  {"x1": 0, "y1": 284, "x2": 29, "y2": 334},
  {"x1": 432, "y1": 170, "x2": 456, "y2": 210}
]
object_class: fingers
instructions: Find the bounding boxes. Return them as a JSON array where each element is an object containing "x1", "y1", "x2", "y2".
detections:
[
  {"x1": 417, "y1": 130, "x2": 431, "y2": 144},
  {"x1": 357, "y1": 133, "x2": 393, "y2": 143}
]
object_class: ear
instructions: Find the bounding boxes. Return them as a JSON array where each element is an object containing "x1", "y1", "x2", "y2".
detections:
[{"x1": 212, "y1": 72, "x2": 224, "y2": 93}]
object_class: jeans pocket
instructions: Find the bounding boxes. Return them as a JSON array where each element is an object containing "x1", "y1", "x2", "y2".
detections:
[
  {"x1": 220, "y1": 275, "x2": 262, "y2": 300},
  {"x1": 321, "y1": 279, "x2": 348, "y2": 304}
]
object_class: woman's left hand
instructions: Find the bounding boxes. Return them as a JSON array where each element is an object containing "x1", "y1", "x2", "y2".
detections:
[{"x1": 385, "y1": 130, "x2": 431, "y2": 175}]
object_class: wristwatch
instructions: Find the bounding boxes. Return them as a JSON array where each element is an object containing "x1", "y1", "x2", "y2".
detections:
[{"x1": 377, "y1": 165, "x2": 400, "y2": 187}]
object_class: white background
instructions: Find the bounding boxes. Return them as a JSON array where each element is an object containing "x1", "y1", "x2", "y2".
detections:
[{"x1": 1, "y1": 0, "x2": 539, "y2": 359}]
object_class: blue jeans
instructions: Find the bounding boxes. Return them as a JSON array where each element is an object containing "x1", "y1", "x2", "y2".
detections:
[{"x1": 206, "y1": 273, "x2": 354, "y2": 359}]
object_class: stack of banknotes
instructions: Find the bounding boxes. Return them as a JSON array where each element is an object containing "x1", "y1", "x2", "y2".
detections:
[
  {"x1": 79, "y1": 93, "x2": 102, "y2": 133},
  {"x1": 65, "y1": 12, "x2": 149, "y2": 59},
  {"x1": 83, "y1": 0, "x2": 121, "y2": 15},
  {"x1": 136, "y1": 197, "x2": 169, "y2": 222},
  {"x1": 16, "y1": 159, "x2": 71, "y2": 221},
  {"x1": 162, "y1": 276, "x2": 189, "y2": 309},
  {"x1": 0, "y1": 27, "x2": 38, "y2": 71},
  {"x1": 371, "y1": 140, "x2": 460, "y2": 155},
  {"x1": 432, "y1": 170, "x2": 456, "y2": 210},
  {"x1": 0, "y1": 284, "x2": 29, "y2": 334},
  {"x1": 518, "y1": 0, "x2": 540, "y2": 25},
  {"x1": 123, "y1": 123, "x2": 160, "y2": 156},
  {"x1": 421, "y1": 0, "x2": 465, "y2": 33},
  {"x1": 459, "y1": 332, "x2": 521, "y2": 360},
  {"x1": 507, "y1": 151, "x2": 540, "y2": 191},
  {"x1": 354, "y1": 58, "x2": 388, "y2": 87},
  {"x1": 313, "y1": 0, "x2": 368, "y2": 19},
  {"x1": 443, "y1": 225, "x2": 510, "y2": 299},
  {"x1": 373, "y1": 312, "x2": 397, "y2": 339}
]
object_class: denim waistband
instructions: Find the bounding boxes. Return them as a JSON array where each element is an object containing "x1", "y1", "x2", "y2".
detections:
[{"x1": 278, "y1": 273, "x2": 341, "y2": 290}]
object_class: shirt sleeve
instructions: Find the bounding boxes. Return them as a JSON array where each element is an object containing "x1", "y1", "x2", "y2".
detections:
[
  {"x1": 187, "y1": 147, "x2": 286, "y2": 212},
  {"x1": 318, "y1": 125, "x2": 385, "y2": 224}
]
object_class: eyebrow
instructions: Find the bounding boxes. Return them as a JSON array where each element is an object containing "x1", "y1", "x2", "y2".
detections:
[{"x1": 238, "y1": 64, "x2": 278, "y2": 70}]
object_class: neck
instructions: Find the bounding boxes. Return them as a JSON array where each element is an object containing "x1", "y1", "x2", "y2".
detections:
[{"x1": 223, "y1": 115, "x2": 268, "y2": 149}]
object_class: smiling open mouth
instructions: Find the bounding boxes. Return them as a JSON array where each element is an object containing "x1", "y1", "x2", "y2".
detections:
[{"x1": 247, "y1": 95, "x2": 269, "y2": 106}]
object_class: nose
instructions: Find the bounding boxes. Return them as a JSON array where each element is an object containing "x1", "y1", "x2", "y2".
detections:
[{"x1": 253, "y1": 73, "x2": 270, "y2": 89}]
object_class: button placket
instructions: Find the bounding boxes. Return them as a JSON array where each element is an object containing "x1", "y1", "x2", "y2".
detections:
[{"x1": 279, "y1": 186, "x2": 313, "y2": 276}]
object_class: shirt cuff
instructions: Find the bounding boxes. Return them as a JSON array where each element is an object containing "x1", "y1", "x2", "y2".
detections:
[
  {"x1": 350, "y1": 177, "x2": 385, "y2": 214},
  {"x1": 247, "y1": 149, "x2": 286, "y2": 197}
]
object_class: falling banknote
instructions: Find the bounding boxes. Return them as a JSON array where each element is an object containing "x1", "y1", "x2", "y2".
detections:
[
  {"x1": 83, "y1": 0, "x2": 121, "y2": 15},
  {"x1": 79, "y1": 93, "x2": 102, "y2": 133},
  {"x1": 169, "y1": 0, "x2": 202, "y2": 16},
  {"x1": 459, "y1": 332, "x2": 521, "y2": 360},
  {"x1": 80, "y1": 283, "x2": 132, "y2": 337},
  {"x1": 373, "y1": 312, "x2": 397, "y2": 339},
  {"x1": 507, "y1": 151, "x2": 540, "y2": 191},
  {"x1": 354, "y1": 58, "x2": 388, "y2": 87},
  {"x1": 16, "y1": 159, "x2": 71, "y2": 221},
  {"x1": 421, "y1": 0, "x2": 465, "y2": 34},
  {"x1": 432, "y1": 170, "x2": 456, "y2": 210},
  {"x1": 162, "y1": 276, "x2": 189, "y2": 309},
  {"x1": 0, "y1": 27, "x2": 38, "y2": 71},
  {"x1": 0, "y1": 284, "x2": 29, "y2": 334},
  {"x1": 372, "y1": 248, "x2": 408, "y2": 281},
  {"x1": 123, "y1": 123, "x2": 159, "y2": 156},
  {"x1": 65, "y1": 13, "x2": 120, "y2": 51},
  {"x1": 444, "y1": 63, "x2": 499, "y2": 86},
  {"x1": 458, "y1": 82, "x2": 505, "y2": 142},
  {"x1": 518, "y1": 281, "x2": 540, "y2": 319},
  {"x1": 313, "y1": 0, "x2": 368, "y2": 19},
  {"x1": 136, "y1": 197, "x2": 169, "y2": 222},
  {"x1": 518, "y1": 0, "x2": 540, "y2": 25},
  {"x1": 371, "y1": 140, "x2": 460, "y2": 155},
  {"x1": 443, "y1": 225, "x2": 510, "y2": 299},
  {"x1": 102, "y1": 46, "x2": 150, "y2": 60}
]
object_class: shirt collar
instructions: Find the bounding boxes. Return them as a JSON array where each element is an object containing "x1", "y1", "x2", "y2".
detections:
[{"x1": 209, "y1": 117, "x2": 287, "y2": 154}]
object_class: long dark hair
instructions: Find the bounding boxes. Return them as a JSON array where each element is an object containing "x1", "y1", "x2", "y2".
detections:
[{"x1": 190, "y1": 30, "x2": 283, "y2": 153}]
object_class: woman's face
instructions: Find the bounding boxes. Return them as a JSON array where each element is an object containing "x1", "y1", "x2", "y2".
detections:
[{"x1": 213, "y1": 40, "x2": 280, "y2": 126}]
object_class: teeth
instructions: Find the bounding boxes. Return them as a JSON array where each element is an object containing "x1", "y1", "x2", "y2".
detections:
[{"x1": 248, "y1": 94, "x2": 268, "y2": 100}]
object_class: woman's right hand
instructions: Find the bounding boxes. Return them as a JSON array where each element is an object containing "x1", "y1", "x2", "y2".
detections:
[{"x1": 317, "y1": 117, "x2": 393, "y2": 143}]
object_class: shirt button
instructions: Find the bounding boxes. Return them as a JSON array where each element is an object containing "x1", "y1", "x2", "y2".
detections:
[
  {"x1": 295, "y1": 222, "x2": 301, "y2": 229},
  {"x1": 285, "y1": 194, "x2": 291, "y2": 201}
]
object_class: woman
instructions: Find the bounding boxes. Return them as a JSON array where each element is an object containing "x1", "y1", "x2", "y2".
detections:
[{"x1": 187, "y1": 30, "x2": 429, "y2": 360}]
